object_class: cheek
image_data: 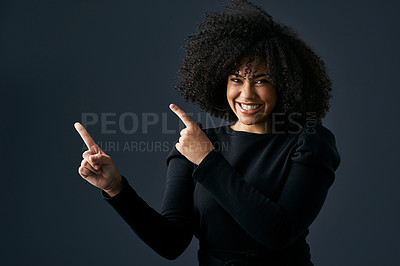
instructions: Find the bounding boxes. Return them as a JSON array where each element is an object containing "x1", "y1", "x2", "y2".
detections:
[
  {"x1": 262, "y1": 87, "x2": 277, "y2": 104},
  {"x1": 266, "y1": 88, "x2": 278, "y2": 110},
  {"x1": 226, "y1": 85, "x2": 237, "y2": 104}
]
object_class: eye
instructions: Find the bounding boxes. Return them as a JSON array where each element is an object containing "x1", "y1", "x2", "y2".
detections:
[
  {"x1": 230, "y1": 78, "x2": 242, "y2": 83},
  {"x1": 255, "y1": 79, "x2": 270, "y2": 84}
]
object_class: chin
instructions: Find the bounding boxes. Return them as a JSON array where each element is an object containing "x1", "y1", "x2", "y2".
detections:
[{"x1": 237, "y1": 116, "x2": 267, "y2": 126}]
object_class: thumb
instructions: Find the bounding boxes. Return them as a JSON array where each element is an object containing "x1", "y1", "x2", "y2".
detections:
[{"x1": 90, "y1": 154, "x2": 111, "y2": 166}]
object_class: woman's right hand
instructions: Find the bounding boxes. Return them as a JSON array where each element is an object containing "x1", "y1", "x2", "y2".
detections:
[{"x1": 74, "y1": 122, "x2": 122, "y2": 197}]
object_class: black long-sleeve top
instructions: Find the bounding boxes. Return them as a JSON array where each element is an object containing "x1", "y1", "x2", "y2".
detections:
[{"x1": 102, "y1": 123, "x2": 341, "y2": 264}]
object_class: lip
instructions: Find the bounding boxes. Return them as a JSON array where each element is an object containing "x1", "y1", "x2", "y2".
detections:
[
  {"x1": 237, "y1": 101, "x2": 264, "y2": 105},
  {"x1": 236, "y1": 102, "x2": 264, "y2": 115}
]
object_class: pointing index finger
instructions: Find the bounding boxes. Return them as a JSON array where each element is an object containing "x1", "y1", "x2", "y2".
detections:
[
  {"x1": 169, "y1": 104, "x2": 195, "y2": 127},
  {"x1": 74, "y1": 122, "x2": 99, "y2": 152}
]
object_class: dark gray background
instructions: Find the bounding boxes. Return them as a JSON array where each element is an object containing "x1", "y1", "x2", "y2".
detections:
[{"x1": 1, "y1": 0, "x2": 399, "y2": 265}]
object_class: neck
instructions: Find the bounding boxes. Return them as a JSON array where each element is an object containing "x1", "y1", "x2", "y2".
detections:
[{"x1": 231, "y1": 117, "x2": 272, "y2": 134}]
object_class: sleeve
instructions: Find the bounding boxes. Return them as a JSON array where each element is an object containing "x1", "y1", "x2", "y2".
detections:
[
  {"x1": 192, "y1": 123, "x2": 341, "y2": 251},
  {"x1": 101, "y1": 143, "x2": 196, "y2": 260}
]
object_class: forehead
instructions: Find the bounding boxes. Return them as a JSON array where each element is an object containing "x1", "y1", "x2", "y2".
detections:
[{"x1": 233, "y1": 56, "x2": 268, "y2": 76}]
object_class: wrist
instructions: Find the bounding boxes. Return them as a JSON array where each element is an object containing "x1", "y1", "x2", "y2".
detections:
[
  {"x1": 197, "y1": 148, "x2": 215, "y2": 165},
  {"x1": 103, "y1": 175, "x2": 123, "y2": 197}
]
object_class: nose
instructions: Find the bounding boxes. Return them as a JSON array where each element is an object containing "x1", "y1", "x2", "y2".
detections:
[{"x1": 240, "y1": 80, "x2": 257, "y2": 99}]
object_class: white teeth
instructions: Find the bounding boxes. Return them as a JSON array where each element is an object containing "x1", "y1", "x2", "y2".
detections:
[{"x1": 240, "y1": 103, "x2": 261, "y2": 111}]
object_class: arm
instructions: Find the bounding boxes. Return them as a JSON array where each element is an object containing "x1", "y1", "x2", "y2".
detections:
[
  {"x1": 74, "y1": 120, "x2": 195, "y2": 260},
  {"x1": 192, "y1": 126, "x2": 340, "y2": 251},
  {"x1": 103, "y1": 146, "x2": 195, "y2": 260}
]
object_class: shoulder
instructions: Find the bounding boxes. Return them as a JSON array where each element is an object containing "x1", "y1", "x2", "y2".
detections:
[
  {"x1": 298, "y1": 123, "x2": 338, "y2": 148},
  {"x1": 292, "y1": 122, "x2": 341, "y2": 174}
]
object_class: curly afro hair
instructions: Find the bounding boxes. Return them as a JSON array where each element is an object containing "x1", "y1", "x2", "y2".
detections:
[{"x1": 176, "y1": 0, "x2": 332, "y2": 127}]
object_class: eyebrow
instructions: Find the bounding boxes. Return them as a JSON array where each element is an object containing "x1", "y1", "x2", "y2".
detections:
[{"x1": 231, "y1": 73, "x2": 270, "y2": 79}]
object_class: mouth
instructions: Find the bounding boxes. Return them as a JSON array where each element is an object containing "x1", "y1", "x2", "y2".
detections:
[{"x1": 236, "y1": 102, "x2": 264, "y2": 115}]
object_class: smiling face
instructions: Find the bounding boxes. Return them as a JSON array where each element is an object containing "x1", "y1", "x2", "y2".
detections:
[{"x1": 226, "y1": 57, "x2": 277, "y2": 134}]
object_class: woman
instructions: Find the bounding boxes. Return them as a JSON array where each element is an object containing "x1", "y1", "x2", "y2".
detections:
[{"x1": 75, "y1": 0, "x2": 341, "y2": 265}]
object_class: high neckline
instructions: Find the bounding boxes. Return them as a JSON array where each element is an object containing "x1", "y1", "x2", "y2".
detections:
[{"x1": 223, "y1": 125, "x2": 276, "y2": 136}]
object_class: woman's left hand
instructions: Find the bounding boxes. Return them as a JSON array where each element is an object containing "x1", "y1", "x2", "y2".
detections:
[{"x1": 169, "y1": 103, "x2": 214, "y2": 165}]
